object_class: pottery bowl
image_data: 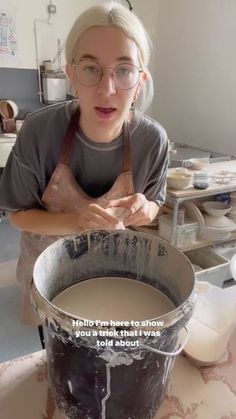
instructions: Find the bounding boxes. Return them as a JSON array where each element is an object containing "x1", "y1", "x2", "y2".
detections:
[
  {"x1": 167, "y1": 173, "x2": 192, "y2": 190},
  {"x1": 189, "y1": 158, "x2": 209, "y2": 170},
  {"x1": 202, "y1": 201, "x2": 232, "y2": 217}
]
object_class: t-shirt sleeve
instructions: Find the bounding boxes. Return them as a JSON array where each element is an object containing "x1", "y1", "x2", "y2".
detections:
[
  {"x1": 0, "y1": 131, "x2": 45, "y2": 213},
  {"x1": 143, "y1": 129, "x2": 169, "y2": 207}
]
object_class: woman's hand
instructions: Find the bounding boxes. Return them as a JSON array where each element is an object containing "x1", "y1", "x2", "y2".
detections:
[
  {"x1": 105, "y1": 193, "x2": 159, "y2": 227},
  {"x1": 73, "y1": 203, "x2": 124, "y2": 231},
  {"x1": 8, "y1": 204, "x2": 124, "y2": 236},
  {"x1": 8, "y1": 197, "x2": 158, "y2": 236}
]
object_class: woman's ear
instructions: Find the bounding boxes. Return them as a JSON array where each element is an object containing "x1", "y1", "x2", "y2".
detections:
[
  {"x1": 65, "y1": 64, "x2": 74, "y2": 82},
  {"x1": 134, "y1": 70, "x2": 148, "y2": 100},
  {"x1": 141, "y1": 70, "x2": 148, "y2": 82}
]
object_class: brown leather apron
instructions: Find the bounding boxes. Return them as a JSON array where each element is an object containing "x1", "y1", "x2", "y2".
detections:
[{"x1": 17, "y1": 109, "x2": 134, "y2": 325}]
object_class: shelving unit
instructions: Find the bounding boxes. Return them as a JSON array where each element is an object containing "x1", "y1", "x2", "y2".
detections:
[
  {"x1": 167, "y1": 160, "x2": 236, "y2": 248},
  {"x1": 135, "y1": 160, "x2": 236, "y2": 287}
]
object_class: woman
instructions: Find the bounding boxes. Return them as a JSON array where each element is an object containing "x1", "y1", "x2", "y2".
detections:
[{"x1": 0, "y1": 3, "x2": 168, "y2": 327}]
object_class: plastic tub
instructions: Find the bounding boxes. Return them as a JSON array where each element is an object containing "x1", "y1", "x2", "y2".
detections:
[
  {"x1": 183, "y1": 281, "x2": 236, "y2": 365},
  {"x1": 184, "y1": 247, "x2": 229, "y2": 288},
  {"x1": 158, "y1": 214, "x2": 198, "y2": 247},
  {"x1": 211, "y1": 242, "x2": 236, "y2": 280}
]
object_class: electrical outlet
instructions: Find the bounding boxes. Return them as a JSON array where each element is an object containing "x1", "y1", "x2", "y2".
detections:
[{"x1": 48, "y1": 4, "x2": 56, "y2": 14}]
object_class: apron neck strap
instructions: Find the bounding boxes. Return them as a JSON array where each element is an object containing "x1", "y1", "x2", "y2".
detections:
[
  {"x1": 123, "y1": 120, "x2": 132, "y2": 172},
  {"x1": 59, "y1": 109, "x2": 132, "y2": 172},
  {"x1": 59, "y1": 107, "x2": 80, "y2": 165}
]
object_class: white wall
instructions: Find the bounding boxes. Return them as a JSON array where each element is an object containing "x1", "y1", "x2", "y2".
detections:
[
  {"x1": 152, "y1": 0, "x2": 236, "y2": 156},
  {"x1": 0, "y1": 0, "x2": 157, "y2": 71},
  {"x1": 1, "y1": 0, "x2": 235, "y2": 156},
  {"x1": 0, "y1": 0, "x2": 99, "y2": 69},
  {"x1": 130, "y1": 0, "x2": 159, "y2": 116}
]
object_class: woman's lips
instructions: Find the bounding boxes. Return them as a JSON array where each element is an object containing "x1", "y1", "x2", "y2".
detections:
[{"x1": 94, "y1": 107, "x2": 117, "y2": 119}]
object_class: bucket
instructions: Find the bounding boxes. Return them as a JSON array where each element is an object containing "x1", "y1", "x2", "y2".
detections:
[
  {"x1": 42, "y1": 72, "x2": 67, "y2": 104},
  {"x1": 32, "y1": 230, "x2": 196, "y2": 419}
]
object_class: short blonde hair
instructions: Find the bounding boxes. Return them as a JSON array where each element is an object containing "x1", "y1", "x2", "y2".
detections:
[{"x1": 65, "y1": 2, "x2": 153, "y2": 113}]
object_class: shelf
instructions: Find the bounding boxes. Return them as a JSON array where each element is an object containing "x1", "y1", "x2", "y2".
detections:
[
  {"x1": 181, "y1": 231, "x2": 236, "y2": 252},
  {"x1": 167, "y1": 183, "x2": 236, "y2": 200},
  {"x1": 178, "y1": 240, "x2": 214, "y2": 252},
  {"x1": 132, "y1": 228, "x2": 236, "y2": 253},
  {"x1": 167, "y1": 160, "x2": 236, "y2": 199}
]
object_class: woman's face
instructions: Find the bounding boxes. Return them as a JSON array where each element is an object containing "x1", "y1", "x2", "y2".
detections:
[{"x1": 67, "y1": 26, "x2": 146, "y2": 141}]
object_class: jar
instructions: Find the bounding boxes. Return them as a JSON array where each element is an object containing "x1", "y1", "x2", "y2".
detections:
[
  {"x1": 193, "y1": 171, "x2": 210, "y2": 190},
  {"x1": 43, "y1": 60, "x2": 52, "y2": 71}
]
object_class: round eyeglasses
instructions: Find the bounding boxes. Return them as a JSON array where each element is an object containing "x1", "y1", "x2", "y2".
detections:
[{"x1": 73, "y1": 60, "x2": 142, "y2": 90}]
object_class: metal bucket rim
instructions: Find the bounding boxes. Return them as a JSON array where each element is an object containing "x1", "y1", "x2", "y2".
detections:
[{"x1": 32, "y1": 230, "x2": 197, "y2": 332}]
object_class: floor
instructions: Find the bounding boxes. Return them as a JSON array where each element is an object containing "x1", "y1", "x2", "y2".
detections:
[{"x1": 0, "y1": 217, "x2": 41, "y2": 363}]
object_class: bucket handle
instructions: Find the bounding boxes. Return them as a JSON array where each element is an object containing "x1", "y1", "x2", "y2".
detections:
[{"x1": 140, "y1": 326, "x2": 188, "y2": 357}]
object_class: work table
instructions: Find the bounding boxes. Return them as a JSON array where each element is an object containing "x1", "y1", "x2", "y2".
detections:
[{"x1": 0, "y1": 327, "x2": 235, "y2": 419}]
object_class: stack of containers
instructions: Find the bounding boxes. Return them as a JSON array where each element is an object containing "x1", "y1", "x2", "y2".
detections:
[{"x1": 228, "y1": 192, "x2": 236, "y2": 222}]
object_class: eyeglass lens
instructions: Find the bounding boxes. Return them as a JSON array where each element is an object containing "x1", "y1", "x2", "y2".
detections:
[{"x1": 74, "y1": 61, "x2": 140, "y2": 89}]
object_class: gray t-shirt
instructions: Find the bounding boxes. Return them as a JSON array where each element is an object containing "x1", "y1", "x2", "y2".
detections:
[{"x1": 0, "y1": 101, "x2": 168, "y2": 212}]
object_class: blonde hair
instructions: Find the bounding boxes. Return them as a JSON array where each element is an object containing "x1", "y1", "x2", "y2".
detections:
[{"x1": 65, "y1": 2, "x2": 153, "y2": 113}]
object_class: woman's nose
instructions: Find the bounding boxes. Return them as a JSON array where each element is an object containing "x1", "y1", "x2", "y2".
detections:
[{"x1": 97, "y1": 70, "x2": 116, "y2": 94}]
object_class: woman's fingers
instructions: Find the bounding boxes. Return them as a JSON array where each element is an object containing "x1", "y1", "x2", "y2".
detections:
[
  {"x1": 106, "y1": 193, "x2": 145, "y2": 214},
  {"x1": 124, "y1": 199, "x2": 151, "y2": 226},
  {"x1": 105, "y1": 194, "x2": 152, "y2": 226},
  {"x1": 76, "y1": 196, "x2": 154, "y2": 231},
  {"x1": 77, "y1": 203, "x2": 123, "y2": 230},
  {"x1": 89, "y1": 203, "x2": 120, "y2": 223}
]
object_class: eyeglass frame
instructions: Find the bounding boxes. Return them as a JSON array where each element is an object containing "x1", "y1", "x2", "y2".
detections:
[{"x1": 71, "y1": 60, "x2": 144, "y2": 90}]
